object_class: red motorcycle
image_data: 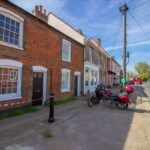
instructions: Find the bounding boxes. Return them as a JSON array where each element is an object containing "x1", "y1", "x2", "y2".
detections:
[{"x1": 90, "y1": 84, "x2": 134, "y2": 110}]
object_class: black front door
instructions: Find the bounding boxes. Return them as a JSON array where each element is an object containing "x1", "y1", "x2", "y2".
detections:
[
  {"x1": 74, "y1": 76, "x2": 78, "y2": 96},
  {"x1": 32, "y1": 72, "x2": 43, "y2": 106}
]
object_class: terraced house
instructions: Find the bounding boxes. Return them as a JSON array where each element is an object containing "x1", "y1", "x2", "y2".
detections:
[
  {"x1": 84, "y1": 37, "x2": 101, "y2": 94},
  {"x1": 0, "y1": 0, "x2": 85, "y2": 110}
]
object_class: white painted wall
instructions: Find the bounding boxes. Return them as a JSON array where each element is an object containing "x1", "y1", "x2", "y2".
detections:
[{"x1": 48, "y1": 13, "x2": 85, "y2": 45}]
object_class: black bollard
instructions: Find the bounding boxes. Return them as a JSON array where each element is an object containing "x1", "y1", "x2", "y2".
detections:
[{"x1": 48, "y1": 93, "x2": 55, "y2": 123}]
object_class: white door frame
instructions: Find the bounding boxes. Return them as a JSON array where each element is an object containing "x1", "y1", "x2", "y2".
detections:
[{"x1": 32, "y1": 66, "x2": 47, "y2": 104}]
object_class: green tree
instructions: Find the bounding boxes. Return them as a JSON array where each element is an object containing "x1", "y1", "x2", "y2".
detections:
[{"x1": 135, "y1": 62, "x2": 150, "y2": 81}]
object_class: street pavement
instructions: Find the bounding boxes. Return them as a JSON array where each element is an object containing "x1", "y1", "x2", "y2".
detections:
[{"x1": 0, "y1": 85, "x2": 150, "y2": 150}]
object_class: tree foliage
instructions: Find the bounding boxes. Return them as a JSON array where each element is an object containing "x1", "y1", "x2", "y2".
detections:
[{"x1": 135, "y1": 62, "x2": 150, "y2": 81}]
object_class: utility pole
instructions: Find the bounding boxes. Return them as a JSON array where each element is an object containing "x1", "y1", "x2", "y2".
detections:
[{"x1": 119, "y1": 3, "x2": 128, "y2": 88}]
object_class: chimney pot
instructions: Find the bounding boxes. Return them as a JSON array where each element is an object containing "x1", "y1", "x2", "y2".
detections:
[
  {"x1": 97, "y1": 36, "x2": 101, "y2": 46},
  {"x1": 39, "y1": 5, "x2": 42, "y2": 12},
  {"x1": 32, "y1": 5, "x2": 48, "y2": 23}
]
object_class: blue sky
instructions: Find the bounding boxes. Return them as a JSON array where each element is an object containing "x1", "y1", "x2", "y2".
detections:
[{"x1": 9, "y1": 0, "x2": 150, "y2": 72}]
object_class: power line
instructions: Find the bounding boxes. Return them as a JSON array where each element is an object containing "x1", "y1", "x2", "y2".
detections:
[
  {"x1": 128, "y1": 11, "x2": 150, "y2": 40},
  {"x1": 131, "y1": 0, "x2": 150, "y2": 10}
]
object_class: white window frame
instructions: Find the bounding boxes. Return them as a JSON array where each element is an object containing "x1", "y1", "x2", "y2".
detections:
[
  {"x1": 62, "y1": 39, "x2": 71, "y2": 62},
  {"x1": 0, "y1": 7, "x2": 24, "y2": 50},
  {"x1": 0, "y1": 59, "x2": 22, "y2": 101},
  {"x1": 61, "y1": 68, "x2": 71, "y2": 92}
]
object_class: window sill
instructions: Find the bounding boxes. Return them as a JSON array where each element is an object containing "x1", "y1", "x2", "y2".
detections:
[
  {"x1": 0, "y1": 42, "x2": 24, "y2": 50},
  {"x1": 62, "y1": 58, "x2": 71, "y2": 63},
  {"x1": 61, "y1": 89, "x2": 71, "y2": 93},
  {"x1": 0, "y1": 94, "x2": 22, "y2": 101}
]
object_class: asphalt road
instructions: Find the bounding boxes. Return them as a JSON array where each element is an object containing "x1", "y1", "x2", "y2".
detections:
[{"x1": 1, "y1": 85, "x2": 150, "y2": 150}]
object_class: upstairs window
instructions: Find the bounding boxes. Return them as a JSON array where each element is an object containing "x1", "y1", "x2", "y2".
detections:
[
  {"x1": 98, "y1": 53, "x2": 101, "y2": 65},
  {"x1": 62, "y1": 39, "x2": 71, "y2": 62},
  {"x1": 89, "y1": 47, "x2": 94, "y2": 63},
  {"x1": 104, "y1": 57, "x2": 107, "y2": 68},
  {"x1": 0, "y1": 7, "x2": 24, "y2": 48}
]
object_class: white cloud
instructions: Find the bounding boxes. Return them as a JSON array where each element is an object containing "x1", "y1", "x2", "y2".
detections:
[
  {"x1": 128, "y1": 25, "x2": 150, "y2": 34},
  {"x1": 105, "y1": 40, "x2": 150, "y2": 51}
]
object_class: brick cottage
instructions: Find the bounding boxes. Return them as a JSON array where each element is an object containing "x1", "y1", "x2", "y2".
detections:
[{"x1": 0, "y1": 0, "x2": 85, "y2": 110}]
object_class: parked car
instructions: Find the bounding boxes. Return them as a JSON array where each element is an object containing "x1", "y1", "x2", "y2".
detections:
[{"x1": 132, "y1": 78, "x2": 143, "y2": 85}]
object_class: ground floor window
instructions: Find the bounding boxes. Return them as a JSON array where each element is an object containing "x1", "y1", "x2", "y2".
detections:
[
  {"x1": 94, "y1": 71, "x2": 98, "y2": 85},
  {"x1": 85, "y1": 67, "x2": 99, "y2": 87},
  {"x1": 61, "y1": 69, "x2": 71, "y2": 92},
  {"x1": 0, "y1": 67, "x2": 18, "y2": 94},
  {"x1": 85, "y1": 69, "x2": 89, "y2": 86},
  {"x1": 0, "y1": 59, "x2": 22, "y2": 101}
]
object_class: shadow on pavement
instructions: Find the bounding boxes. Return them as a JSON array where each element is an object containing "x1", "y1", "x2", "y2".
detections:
[
  {"x1": 135, "y1": 85, "x2": 148, "y2": 98},
  {"x1": 127, "y1": 108, "x2": 150, "y2": 113}
]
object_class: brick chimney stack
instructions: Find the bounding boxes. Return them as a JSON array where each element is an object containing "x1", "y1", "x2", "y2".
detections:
[
  {"x1": 32, "y1": 5, "x2": 48, "y2": 23},
  {"x1": 97, "y1": 35, "x2": 101, "y2": 46}
]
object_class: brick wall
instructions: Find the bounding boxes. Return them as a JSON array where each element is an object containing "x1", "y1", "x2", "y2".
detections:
[{"x1": 0, "y1": 1, "x2": 84, "y2": 110}]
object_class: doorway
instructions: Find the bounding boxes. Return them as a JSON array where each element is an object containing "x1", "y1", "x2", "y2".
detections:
[
  {"x1": 32, "y1": 72, "x2": 43, "y2": 105},
  {"x1": 74, "y1": 72, "x2": 81, "y2": 96}
]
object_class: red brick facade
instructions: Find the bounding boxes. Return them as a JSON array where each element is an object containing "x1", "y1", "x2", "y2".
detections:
[{"x1": 0, "y1": 1, "x2": 84, "y2": 110}]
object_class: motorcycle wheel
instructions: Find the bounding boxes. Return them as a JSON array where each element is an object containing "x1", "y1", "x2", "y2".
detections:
[
  {"x1": 116, "y1": 102, "x2": 128, "y2": 110},
  {"x1": 90, "y1": 96, "x2": 100, "y2": 105}
]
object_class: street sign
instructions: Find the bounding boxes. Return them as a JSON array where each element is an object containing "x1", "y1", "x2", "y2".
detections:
[{"x1": 121, "y1": 78, "x2": 125, "y2": 83}]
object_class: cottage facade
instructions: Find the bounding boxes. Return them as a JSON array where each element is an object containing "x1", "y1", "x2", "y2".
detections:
[{"x1": 0, "y1": 1, "x2": 84, "y2": 110}]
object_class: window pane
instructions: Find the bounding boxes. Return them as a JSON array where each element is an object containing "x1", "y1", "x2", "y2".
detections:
[
  {"x1": 11, "y1": 26, "x2": 15, "y2": 32},
  {"x1": 4, "y1": 30, "x2": 9, "y2": 36},
  {"x1": 15, "y1": 27, "x2": 19, "y2": 33},
  {"x1": 4, "y1": 36, "x2": 9, "y2": 43},
  {"x1": 10, "y1": 32, "x2": 14, "y2": 38},
  {"x1": 16, "y1": 22, "x2": 20, "y2": 28},
  {"x1": 13, "y1": 88, "x2": 17, "y2": 93},
  {"x1": 14, "y1": 40, "x2": 18, "y2": 46},
  {"x1": 11, "y1": 19, "x2": 15, "y2": 26},
  {"x1": 0, "y1": 14, "x2": 5, "y2": 21},
  {"x1": 5, "y1": 17, "x2": 10, "y2": 23},
  {"x1": 0, "y1": 21, "x2": 4, "y2": 28},
  {"x1": 15, "y1": 34, "x2": 19, "y2": 40},
  {"x1": 0, "y1": 28, "x2": 3, "y2": 35},
  {"x1": 5, "y1": 23, "x2": 10, "y2": 30},
  {"x1": 9, "y1": 38, "x2": 14, "y2": 44}
]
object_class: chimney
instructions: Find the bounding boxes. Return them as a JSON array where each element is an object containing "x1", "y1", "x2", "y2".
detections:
[
  {"x1": 97, "y1": 35, "x2": 101, "y2": 46},
  {"x1": 32, "y1": 5, "x2": 48, "y2": 23},
  {"x1": 76, "y1": 29, "x2": 83, "y2": 35}
]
